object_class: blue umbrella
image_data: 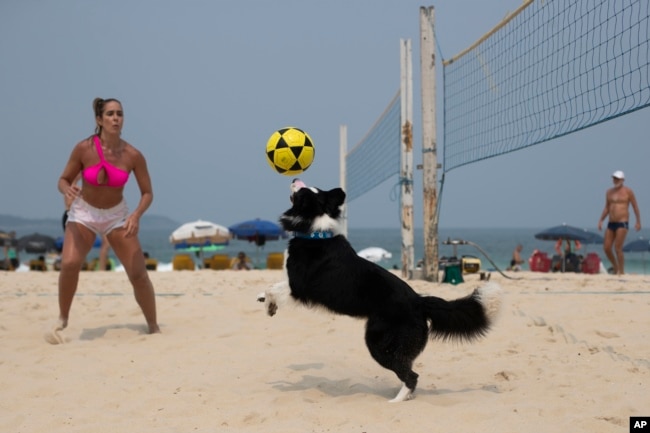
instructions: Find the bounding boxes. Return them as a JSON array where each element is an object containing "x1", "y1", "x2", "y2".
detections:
[
  {"x1": 228, "y1": 219, "x2": 287, "y2": 246},
  {"x1": 228, "y1": 218, "x2": 288, "y2": 267}
]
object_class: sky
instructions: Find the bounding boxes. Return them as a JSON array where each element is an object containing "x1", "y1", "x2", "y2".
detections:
[{"x1": 1, "y1": 0, "x2": 648, "y2": 230}]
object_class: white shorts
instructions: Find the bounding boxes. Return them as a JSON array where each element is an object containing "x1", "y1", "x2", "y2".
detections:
[{"x1": 67, "y1": 197, "x2": 128, "y2": 236}]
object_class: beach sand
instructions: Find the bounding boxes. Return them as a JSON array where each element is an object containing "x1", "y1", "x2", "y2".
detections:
[{"x1": 1, "y1": 269, "x2": 648, "y2": 432}]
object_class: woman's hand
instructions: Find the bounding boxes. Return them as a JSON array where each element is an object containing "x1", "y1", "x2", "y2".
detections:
[
  {"x1": 123, "y1": 214, "x2": 140, "y2": 237},
  {"x1": 64, "y1": 184, "x2": 81, "y2": 208}
]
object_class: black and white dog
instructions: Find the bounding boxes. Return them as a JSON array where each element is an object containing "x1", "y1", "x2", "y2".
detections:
[{"x1": 258, "y1": 179, "x2": 501, "y2": 402}]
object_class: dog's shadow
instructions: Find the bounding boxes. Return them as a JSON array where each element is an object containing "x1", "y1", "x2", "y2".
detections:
[
  {"x1": 78, "y1": 323, "x2": 149, "y2": 341},
  {"x1": 269, "y1": 363, "x2": 500, "y2": 400}
]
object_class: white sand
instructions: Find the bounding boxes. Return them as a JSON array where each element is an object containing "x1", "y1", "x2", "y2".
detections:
[{"x1": 1, "y1": 270, "x2": 648, "y2": 432}]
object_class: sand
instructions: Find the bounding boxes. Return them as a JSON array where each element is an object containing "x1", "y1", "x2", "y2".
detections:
[{"x1": 1, "y1": 269, "x2": 648, "y2": 433}]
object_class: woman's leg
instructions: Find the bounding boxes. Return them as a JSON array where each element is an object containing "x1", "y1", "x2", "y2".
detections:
[
  {"x1": 58, "y1": 222, "x2": 97, "y2": 325},
  {"x1": 107, "y1": 229, "x2": 160, "y2": 333}
]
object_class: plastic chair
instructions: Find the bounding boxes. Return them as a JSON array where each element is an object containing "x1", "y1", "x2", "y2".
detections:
[
  {"x1": 172, "y1": 254, "x2": 195, "y2": 271},
  {"x1": 266, "y1": 252, "x2": 284, "y2": 270},
  {"x1": 29, "y1": 259, "x2": 47, "y2": 271},
  {"x1": 209, "y1": 254, "x2": 231, "y2": 270}
]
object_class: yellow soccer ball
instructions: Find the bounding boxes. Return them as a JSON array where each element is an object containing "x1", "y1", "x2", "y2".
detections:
[{"x1": 265, "y1": 127, "x2": 315, "y2": 176}]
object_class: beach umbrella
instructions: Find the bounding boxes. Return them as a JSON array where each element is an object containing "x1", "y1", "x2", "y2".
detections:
[
  {"x1": 17, "y1": 233, "x2": 57, "y2": 254},
  {"x1": 0, "y1": 231, "x2": 17, "y2": 248},
  {"x1": 357, "y1": 247, "x2": 393, "y2": 263},
  {"x1": 623, "y1": 238, "x2": 650, "y2": 274},
  {"x1": 534, "y1": 224, "x2": 603, "y2": 243},
  {"x1": 170, "y1": 220, "x2": 230, "y2": 263},
  {"x1": 534, "y1": 224, "x2": 603, "y2": 272},
  {"x1": 170, "y1": 220, "x2": 231, "y2": 246},
  {"x1": 623, "y1": 238, "x2": 650, "y2": 252},
  {"x1": 228, "y1": 219, "x2": 286, "y2": 244},
  {"x1": 228, "y1": 218, "x2": 288, "y2": 267}
]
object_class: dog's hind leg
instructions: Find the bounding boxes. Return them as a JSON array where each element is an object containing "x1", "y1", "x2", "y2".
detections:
[
  {"x1": 365, "y1": 315, "x2": 428, "y2": 402},
  {"x1": 257, "y1": 281, "x2": 291, "y2": 316}
]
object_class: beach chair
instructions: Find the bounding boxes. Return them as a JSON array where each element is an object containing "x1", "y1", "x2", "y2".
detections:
[
  {"x1": 266, "y1": 252, "x2": 284, "y2": 270},
  {"x1": 145, "y1": 258, "x2": 158, "y2": 271},
  {"x1": 29, "y1": 258, "x2": 47, "y2": 271},
  {"x1": 172, "y1": 254, "x2": 195, "y2": 271},
  {"x1": 209, "y1": 254, "x2": 231, "y2": 270}
]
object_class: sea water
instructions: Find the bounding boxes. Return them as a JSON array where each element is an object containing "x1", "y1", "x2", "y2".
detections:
[{"x1": 130, "y1": 227, "x2": 650, "y2": 275}]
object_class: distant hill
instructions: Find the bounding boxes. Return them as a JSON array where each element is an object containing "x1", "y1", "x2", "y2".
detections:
[{"x1": 0, "y1": 213, "x2": 180, "y2": 237}]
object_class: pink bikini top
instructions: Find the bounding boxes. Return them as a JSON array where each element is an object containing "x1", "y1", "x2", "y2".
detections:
[{"x1": 82, "y1": 136, "x2": 130, "y2": 188}]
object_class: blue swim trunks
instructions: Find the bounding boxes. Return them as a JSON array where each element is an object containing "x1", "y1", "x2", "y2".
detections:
[{"x1": 607, "y1": 221, "x2": 629, "y2": 231}]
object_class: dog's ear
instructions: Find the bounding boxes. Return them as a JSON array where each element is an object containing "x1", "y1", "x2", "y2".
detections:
[{"x1": 326, "y1": 188, "x2": 346, "y2": 208}]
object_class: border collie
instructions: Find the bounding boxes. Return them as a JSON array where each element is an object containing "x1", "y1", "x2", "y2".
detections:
[{"x1": 258, "y1": 179, "x2": 501, "y2": 402}]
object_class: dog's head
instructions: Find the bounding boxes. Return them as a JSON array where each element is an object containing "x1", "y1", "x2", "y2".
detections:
[{"x1": 279, "y1": 178, "x2": 346, "y2": 235}]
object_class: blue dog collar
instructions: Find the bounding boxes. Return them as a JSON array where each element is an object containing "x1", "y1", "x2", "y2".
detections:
[{"x1": 293, "y1": 230, "x2": 334, "y2": 239}]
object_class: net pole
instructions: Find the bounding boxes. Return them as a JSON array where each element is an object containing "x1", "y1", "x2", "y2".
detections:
[
  {"x1": 419, "y1": 6, "x2": 439, "y2": 282},
  {"x1": 400, "y1": 38, "x2": 415, "y2": 279},
  {"x1": 339, "y1": 124, "x2": 348, "y2": 238}
]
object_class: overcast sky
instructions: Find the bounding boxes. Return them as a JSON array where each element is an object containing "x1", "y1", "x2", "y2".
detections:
[{"x1": 1, "y1": 0, "x2": 648, "y2": 230}]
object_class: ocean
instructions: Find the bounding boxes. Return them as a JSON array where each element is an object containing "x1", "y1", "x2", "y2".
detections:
[{"x1": 128, "y1": 227, "x2": 650, "y2": 275}]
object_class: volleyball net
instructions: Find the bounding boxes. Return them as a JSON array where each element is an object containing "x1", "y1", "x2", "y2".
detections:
[
  {"x1": 442, "y1": 0, "x2": 650, "y2": 172},
  {"x1": 345, "y1": 91, "x2": 401, "y2": 202}
]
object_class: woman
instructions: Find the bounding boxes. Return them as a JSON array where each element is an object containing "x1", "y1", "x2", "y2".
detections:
[{"x1": 47, "y1": 98, "x2": 160, "y2": 344}]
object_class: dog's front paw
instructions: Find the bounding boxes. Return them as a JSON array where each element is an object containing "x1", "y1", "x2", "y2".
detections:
[
  {"x1": 256, "y1": 292, "x2": 266, "y2": 302},
  {"x1": 267, "y1": 301, "x2": 278, "y2": 316}
]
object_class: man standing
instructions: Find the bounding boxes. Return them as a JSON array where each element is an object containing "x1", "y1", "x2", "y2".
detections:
[{"x1": 597, "y1": 170, "x2": 641, "y2": 275}]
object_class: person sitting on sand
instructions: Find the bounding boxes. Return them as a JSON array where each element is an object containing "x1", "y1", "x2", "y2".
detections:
[
  {"x1": 232, "y1": 251, "x2": 252, "y2": 270},
  {"x1": 508, "y1": 244, "x2": 524, "y2": 271}
]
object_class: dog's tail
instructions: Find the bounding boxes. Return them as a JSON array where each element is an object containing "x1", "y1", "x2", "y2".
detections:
[{"x1": 419, "y1": 282, "x2": 502, "y2": 342}]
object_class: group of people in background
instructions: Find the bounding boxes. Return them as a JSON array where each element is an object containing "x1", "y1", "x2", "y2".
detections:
[{"x1": 510, "y1": 170, "x2": 641, "y2": 274}]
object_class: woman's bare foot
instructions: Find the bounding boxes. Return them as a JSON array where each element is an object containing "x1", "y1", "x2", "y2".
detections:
[{"x1": 43, "y1": 318, "x2": 68, "y2": 345}]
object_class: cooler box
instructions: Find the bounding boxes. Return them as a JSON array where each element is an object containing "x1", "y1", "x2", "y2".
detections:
[
  {"x1": 462, "y1": 256, "x2": 481, "y2": 273},
  {"x1": 529, "y1": 251, "x2": 551, "y2": 272},
  {"x1": 443, "y1": 262, "x2": 464, "y2": 285},
  {"x1": 581, "y1": 253, "x2": 601, "y2": 274}
]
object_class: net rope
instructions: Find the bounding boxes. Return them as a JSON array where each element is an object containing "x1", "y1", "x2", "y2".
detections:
[
  {"x1": 442, "y1": 0, "x2": 650, "y2": 172},
  {"x1": 345, "y1": 91, "x2": 401, "y2": 201}
]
